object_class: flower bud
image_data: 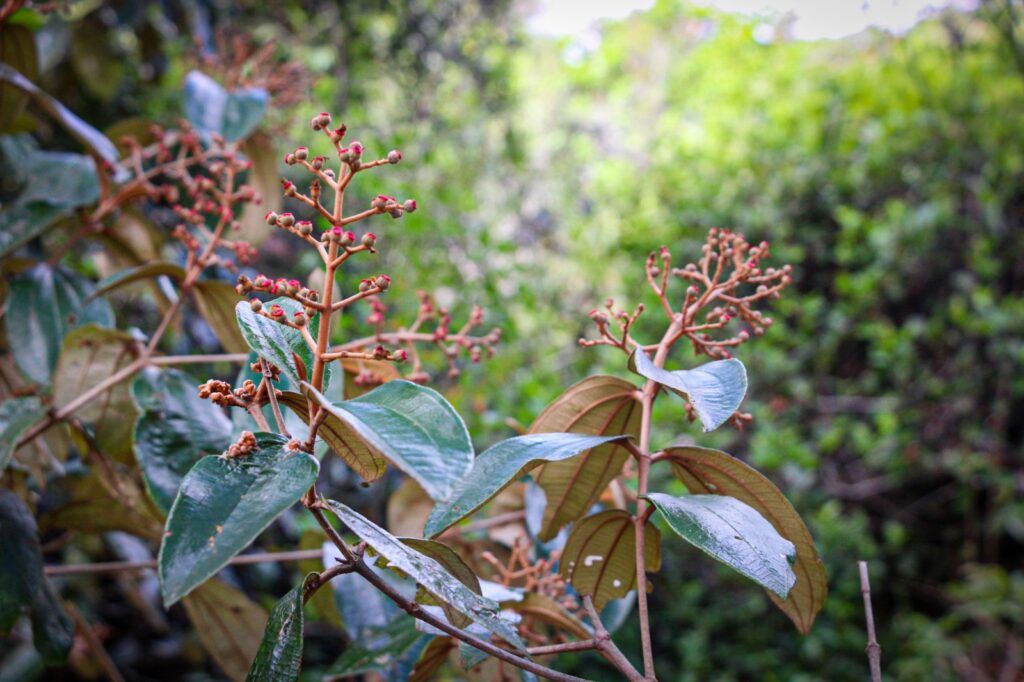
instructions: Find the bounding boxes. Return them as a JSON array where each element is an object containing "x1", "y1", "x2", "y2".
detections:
[
  {"x1": 265, "y1": 211, "x2": 279, "y2": 225},
  {"x1": 284, "y1": 153, "x2": 296, "y2": 165},
  {"x1": 358, "y1": 279, "x2": 372, "y2": 293},
  {"x1": 311, "y1": 156, "x2": 325, "y2": 170},
  {"x1": 316, "y1": 112, "x2": 332, "y2": 129},
  {"x1": 349, "y1": 142, "x2": 364, "y2": 157},
  {"x1": 375, "y1": 275, "x2": 391, "y2": 291},
  {"x1": 295, "y1": 147, "x2": 308, "y2": 160},
  {"x1": 279, "y1": 213, "x2": 295, "y2": 228},
  {"x1": 393, "y1": 349, "x2": 408, "y2": 362},
  {"x1": 402, "y1": 199, "x2": 417, "y2": 213},
  {"x1": 340, "y1": 231, "x2": 356, "y2": 246},
  {"x1": 387, "y1": 150, "x2": 403, "y2": 164},
  {"x1": 286, "y1": 279, "x2": 300, "y2": 296},
  {"x1": 296, "y1": 220, "x2": 313, "y2": 236},
  {"x1": 250, "y1": 298, "x2": 263, "y2": 312},
  {"x1": 293, "y1": 311, "x2": 307, "y2": 326},
  {"x1": 254, "y1": 274, "x2": 271, "y2": 289},
  {"x1": 373, "y1": 345, "x2": 388, "y2": 360},
  {"x1": 371, "y1": 195, "x2": 388, "y2": 209},
  {"x1": 269, "y1": 304, "x2": 285, "y2": 318},
  {"x1": 361, "y1": 232, "x2": 377, "y2": 247}
]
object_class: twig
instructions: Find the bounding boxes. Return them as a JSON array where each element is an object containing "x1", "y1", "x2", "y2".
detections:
[
  {"x1": 44, "y1": 549, "x2": 325, "y2": 576},
  {"x1": 149, "y1": 353, "x2": 249, "y2": 365},
  {"x1": 260, "y1": 357, "x2": 290, "y2": 437},
  {"x1": 64, "y1": 601, "x2": 126, "y2": 682},
  {"x1": 859, "y1": 560, "x2": 883, "y2": 682},
  {"x1": 582, "y1": 596, "x2": 646, "y2": 682},
  {"x1": 528, "y1": 639, "x2": 600, "y2": 656}
]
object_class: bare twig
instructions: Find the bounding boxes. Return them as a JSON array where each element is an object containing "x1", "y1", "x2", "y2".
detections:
[
  {"x1": 859, "y1": 560, "x2": 883, "y2": 682},
  {"x1": 260, "y1": 357, "x2": 290, "y2": 437},
  {"x1": 44, "y1": 549, "x2": 325, "y2": 576},
  {"x1": 64, "y1": 601, "x2": 127, "y2": 682},
  {"x1": 582, "y1": 595, "x2": 645, "y2": 682}
]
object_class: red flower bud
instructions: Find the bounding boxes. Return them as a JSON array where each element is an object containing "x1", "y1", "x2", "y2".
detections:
[
  {"x1": 387, "y1": 150, "x2": 402, "y2": 164},
  {"x1": 349, "y1": 141, "x2": 364, "y2": 156},
  {"x1": 284, "y1": 153, "x2": 296, "y2": 165},
  {"x1": 375, "y1": 275, "x2": 391, "y2": 291},
  {"x1": 279, "y1": 213, "x2": 295, "y2": 227},
  {"x1": 296, "y1": 220, "x2": 313, "y2": 236},
  {"x1": 394, "y1": 349, "x2": 408, "y2": 362},
  {"x1": 265, "y1": 211, "x2": 279, "y2": 225},
  {"x1": 295, "y1": 147, "x2": 308, "y2": 160},
  {"x1": 340, "y1": 231, "x2": 356, "y2": 246},
  {"x1": 403, "y1": 199, "x2": 417, "y2": 213},
  {"x1": 361, "y1": 232, "x2": 377, "y2": 247}
]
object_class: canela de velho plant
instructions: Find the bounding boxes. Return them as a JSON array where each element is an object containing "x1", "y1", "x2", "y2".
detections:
[{"x1": 152, "y1": 110, "x2": 827, "y2": 681}]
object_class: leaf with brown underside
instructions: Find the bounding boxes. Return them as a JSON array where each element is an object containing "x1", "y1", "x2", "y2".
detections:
[
  {"x1": 529, "y1": 376, "x2": 641, "y2": 541},
  {"x1": 387, "y1": 478, "x2": 434, "y2": 538},
  {"x1": 278, "y1": 391, "x2": 388, "y2": 482},
  {"x1": 183, "y1": 579, "x2": 267, "y2": 682},
  {"x1": 341, "y1": 357, "x2": 401, "y2": 399},
  {"x1": 665, "y1": 446, "x2": 827, "y2": 634},
  {"x1": 559, "y1": 509, "x2": 660, "y2": 610},
  {"x1": 193, "y1": 281, "x2": 249, "y2": 354},
  {"x1": 505, "y1": 592, "x2": 591, "y2": 641}
]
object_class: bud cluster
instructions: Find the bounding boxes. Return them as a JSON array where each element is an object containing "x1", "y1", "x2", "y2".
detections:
[
  {"x1": 197, "y1": 378, "x2": 259, "y2": 407},
  {"x1": 222, "y1": 431, "x2": 258, "y2": 459}
]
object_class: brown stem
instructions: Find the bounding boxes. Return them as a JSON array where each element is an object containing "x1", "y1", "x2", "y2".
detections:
[
  {"x1": 246, "y1": 402, "x2": 272, "y2": 432},
  {"x1": 528, "y1": 639, "x2": 600, "y2": 656},
  {"x1": 44, "y1": 549, "x2": 326, "y2": 576},
  {"x1": 260, "y1": 358, "x2": 290, "y2": 437},
  {"x1": 859, "y1": 561, "x2": 883, "y2": 682},
  {"x1": 582, "y1": 596, "x2": 645, "y2": 682},
  {"x1": 149, "y1": 353, "x2": 249, "y2": 365}
]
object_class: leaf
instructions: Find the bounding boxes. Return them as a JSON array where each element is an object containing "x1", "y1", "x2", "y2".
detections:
[
  {"x1": 193, "y1": 280, "x2": 249, "y2": 353},
  {"x1": 0, "y1": 151, "x2": 100, "y2": 259},
  {"x1": 423, "y1": 432, "x2": 632, "y2": 538},
  {"x1": 410, "y1": 636, "x2": 455, "y2": 682},
  {"x1": 399, "y1": 538, "x2": 481, "y2": 628},
  {"x1": 665, "y1": 446, "x2": 827, "y2": 633},
  {"x1": 131, "y1": 368, "x2": 234, "y2": 514},
  {"x1": 300, "y1": 380, "x2": 472, "y2": 499},
  {"x1": 159, "y1": 433, "x2": 319, "y2": 605},
  {"x1": 29, "y1": 578, "x2": 73, "y2": 666},
  {"x1": 387, "y1": 478, "x2": 434, "y2": 538},
  {"x1": 5, "y1": 264, "x2": 114, "y2": 386},
  {"x1": 246, "y1": 574, "x2": 314, "y2": 682},
  {"x1": 646, "y1": 492, "x2": 796, "y2": 599},
  {"x1": 340, "y1": 357, "x2": 401, "y2": 399},
  {"x1": 53, "y1": 325, "x2": 138, "y2": 461},
  {"x1": 507, "y1": 593, "x2": 592, "y2": 641},
  {"x1": 0, "y1": 63, "x2": 118, "y2": 161},
  {"x1": 235, "y1": 297, "x2": 329, "y2": 390},
  {"x1": 628, "y1": 348, "x2": 747, "y2": 431},
  {"x1": 325, "y1": 499, "x2": 527, "y2": 651},
  {"x1": 324, "y1": 546, "x2": 403, "y2": 638},
  {"x1": 183, "y1": 70, "x2": 268, "y2": 143},
  {"x1": 236, "y1": 135, "x2": 280, "y2": 246},
  {"x1": 0, "y1": 397, "x2": 46, "y2": 473},
  {"x1": 277, "y1": 391, "x2": 387, "y2": 482},
  {"x1": 0, "y1": 490, "x2": 42, "y2": 631},
  {"x1": 558, "y1": 510, "x2": 661, "y2": 610},
  {"x1": 325, "y1": 617, "x2": 432, "y2": 681},
  {"x1": 39, "y1": 467, "x2": 164, "y2": 541},
  {"x1": 528, "y1": 376, "x2": 641, "y2": 541},
  {"x1": 88, "y1": 261, "x2": 184, "y2": 301},
  {"x1": 182, "y1": 579, "x2": 268, "y2": 682},
  {"x1": 0, "y1": 24, "x2": 39, "y2": 133}
]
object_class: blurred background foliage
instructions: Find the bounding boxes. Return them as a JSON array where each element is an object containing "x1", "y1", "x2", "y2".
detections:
[{"x1": 2, "y1": 0, "x2": 1023, "y2": 680}]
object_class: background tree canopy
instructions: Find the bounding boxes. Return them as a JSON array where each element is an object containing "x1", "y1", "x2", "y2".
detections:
[{"x1": 1, "y1": 0, "x2": 1022, "y2": 680}]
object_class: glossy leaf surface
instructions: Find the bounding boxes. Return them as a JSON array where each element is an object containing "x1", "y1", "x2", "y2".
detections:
[
  {"x1": 132, "y1": 368, "x2": 234, "y2": 513},
  {"x1": 647, "y1": 492, "x2": 796, "y2": 598},
  {"x1": 529, "y1": 375, "x2": 641, "y2": 541},
  {"x1": 29, "y1": 578, "x2": 73, "y2": 665},
  {"x1": 424, "y1": 432, "x2": 631, "y2": 538},
  {"x1": 399, "y1": 538, "x2": 482, "y2": 628},
  {"x1": 666, "y1": 446, "x2": 827, "y2": 633},
  {"x1": 89, "y1": 261, "x2": 184, "y2": 301},
  {"x1": 0, "y1": 490, "x2": 41, "y2": 630},
  {"x1": 325, "y1": 617, "x2": 433, "y2": 681},
  {"x1": 160, "y1": 434, "x2": 319, "y2": 605},
  {"x1": 559, "y1": 510, "x2": 661, "y2": 610},
  {"x1": 629, "y1": 349, "x2": 747, "y2": 431},
  {"x1": 325, "y1": 499, "x2": 526, "y2": 651},
  {"x1": 301, "y1": 380, "x2": 472, "y2": 499},
  {"x1": 235, "y1": 297, "x2": 328, "y2": 390}
]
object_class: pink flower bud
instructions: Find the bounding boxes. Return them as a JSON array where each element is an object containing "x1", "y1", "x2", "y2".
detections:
[
  {"x1": 349, "y1": 142, "x2": 364, "y2": 156},
  {"x1": 375, "y1": 275, "x2": 391, "y2": 291},
  {"x1": 387, "y1": 150, "x2": 403, "y2": 164},
  {"x1": 284, "y1": 153, "x2": 296, "y2": 165},
  {"x1": 361, "y1": 232, "x2": 377, "y2": 247},
  {"x1": 394, "y1": 349, "x2": 408, "y2": 362},
  {"x1": 278, "y1": 213, "x2": 295, "y2": 227},
  {"x1": 340, "y1": 231, "x2": 355, "y2": 246},
  {"x1": 295, "y1": 147, "x2": 308, "y2": 160},
  {"x1": 402, "y1": 199, "x2": 417, "y2": 213},
  {"x1": 249, "y1": 299, "x2": 262, "y2": 312},
  {"x1": 265, "y1": 211, "x2": 279, "y2": 225},
  {"x1": 296, "y1": 220, "x2": 313, "y2": 236}
]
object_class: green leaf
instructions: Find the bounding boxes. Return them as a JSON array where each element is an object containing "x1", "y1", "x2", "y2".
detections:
[
  {"x1": 246, "y1": 574, "x2": 314, "y2": 682},
  {"x1": 0, "y1": 490, "x2": 42, "y2": 631},
  {"x1": 301, "y1": 380, "x2": 472, "y2": 499},
  {"x1": 192, "y1": 280, "x2": 249, "y2": 353},
  {"x1": 277, "y1": 391, "x2": 387, "y2": 482},
  {"x1": 88, "y1": 261, "x2": 184, "y2": 301},
  {"x1": 324, "y1": 499, "x2": 527, "y2": 652},
  {"x1": 182, "y1": 579, "x2": 268, "y2": 682},
  {"x1": 0, "y1": 63, "x2": 118, "y2": 161},
  {"x1": 0, "y1": 397, "x2": 46, "y2": 473},
  {"x1": 0, "y1": 152, "x2": 101, "y2": 258},
  {"x1": 399, "y1": 538, "x2": 481, "y2": 628},
  {"x1": 159, "y1": 434, "x2": 319, "y2": 605},
  {"x1": 559, "y1": 510, "x2": 661, "y2": 610},
  {"x1": 53, "y1": 325, "x2": 138, "y2": 461},
  {"x1": 29, "y1": 578, "x2": 73, "y2": 666},
  {"x1": 183, "y1": 70, "x2": 268, "y2": 143},
  {"x1": 665, "y1": 446, "x2": 827, "y2": 633},
  {"x1": 423, "y1": 432, "x2": 632, "y2": 538},
  {"x1": 325, "y1": 617, "x2": 433, "y2": 681},
  {"x1": 5, "y1": 264, "x2": 114, "y2": 386},
  {"x1": 628, "y1": 348, "x2": 747, "y2": 431},
  {"x1": 529, "y1": 376, "x2": 642, "y2": 541},
  {"x1": 234, "y1": 297, "x2": 329, "y2": 390},
  {"x1": 646, "y1": 492, "x2": 796, "y2": 598},
  {"x1": 131, "y1": 368, "x2": 234, "y2": 514}
]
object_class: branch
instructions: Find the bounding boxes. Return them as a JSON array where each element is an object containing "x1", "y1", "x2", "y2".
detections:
[
  {"x1": 582, "y1": 596, "x2": 646, "y2": 682},
  {"x1": 260, "y1": 357, "x2": 290, "y2": 437},
  {"x1": 44, "y1": 548, "x2": 325, "y2": 576},
  {"x1": 859, "y1": 561, "x2": 883, "y2": 682}
]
